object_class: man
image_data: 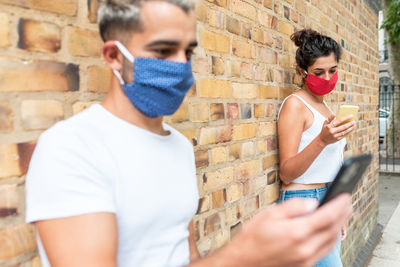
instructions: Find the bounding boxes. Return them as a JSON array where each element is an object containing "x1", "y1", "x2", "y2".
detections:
[{"x1": 25, "y1": 0, "x2": 353, "y2": 266}]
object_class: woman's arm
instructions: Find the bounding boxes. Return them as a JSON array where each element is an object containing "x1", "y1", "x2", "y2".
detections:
[
  {"x1": 35, "y1": 212, "x2": 118, "y2": 267},
  {"x1": 278, "y1": 97, "x2": 355, "y2": 184}
]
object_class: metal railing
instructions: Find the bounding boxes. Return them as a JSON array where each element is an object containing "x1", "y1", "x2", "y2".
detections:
[{"x1": 379, "y1": 84, "x2": 400, "y2": 173}]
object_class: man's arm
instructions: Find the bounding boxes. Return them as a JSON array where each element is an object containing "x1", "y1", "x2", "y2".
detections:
[
  {"x1": 188, "y1": 220, "x2": 201, "y2": 262},
  {"x1": 188, "y1": 194, "x2": 352, "y2": 267},
  {"x1": 35, "y1": 213, "x2": 118, "y2": 267}
]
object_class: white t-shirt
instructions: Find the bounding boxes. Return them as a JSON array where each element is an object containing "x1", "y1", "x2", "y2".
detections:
[{"x1": 26, "y1": 104, "x2": 199, "y2": 267}]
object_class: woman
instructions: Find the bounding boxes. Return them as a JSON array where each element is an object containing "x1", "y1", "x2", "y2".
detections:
[{"x1": 277, "y1": 29, "x2": 356, "y2": 267}]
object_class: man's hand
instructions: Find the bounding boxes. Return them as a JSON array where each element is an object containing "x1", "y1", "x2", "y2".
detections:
[{"x1": 189, "y1": 194, "x2": 352, "y2": 267}]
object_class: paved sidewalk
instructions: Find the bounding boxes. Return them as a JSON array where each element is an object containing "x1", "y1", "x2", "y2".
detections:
[
  {"x1": 377, "y1": 174, "x2": 400, "y2": 227},
  {"x1": 368, "y1": 191, "x2": 400, "y2": 266}
]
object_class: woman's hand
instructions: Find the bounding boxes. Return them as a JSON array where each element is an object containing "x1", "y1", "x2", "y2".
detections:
[{"x1": 318, "y1": 114, "x2": 355, "y2": 146}]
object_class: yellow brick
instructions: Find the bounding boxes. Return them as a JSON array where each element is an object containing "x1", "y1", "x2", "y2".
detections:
[
  {"x1": 207, "y1": 10, "x2": 224, "y2": 29},
  {"x1": 198, "y1": 79, "x2": 231, "y2": 98},
  {"x1": 191, "y1": 103, "x2": 209, "y2": 122},
  {"x1": 236, "y1": 160, "x2": 259, "y2": 179},
  {"x1": 257, "y1": 11, "x2": 272, "y2": 27},
  {"x1": 263, "y1": 0, "x2": 273, "y2": 9},
  {"x1": 0, "y1": 184, "x2": 18, "y2": 217},
  {"x1": 18, "y1": 19, "x2": 61, "y2": 53},
  {"x1": 200, "y1": 29, "x2": 230, "y2": 53},
  {"x1": 195, "y1": 150, "x2": 209, "y2": 168},
  {"x1": 259, "y1": 48, "x2": 277, "y2": 64},
  {"x1": 68, "y1": 27, "x2": 103, "y2": 57},
  {"x1": 0, "y1": 101, "x2": 13, "y2": 132},
  {"x1": 192, "y1": 56, "x2": 209, "y2": 74},
  {"x1": 211, "y1": 147, "x2": 227, "y2": 164},
  {"x1": 233, "y1": 123, "x2": 257, "y2": 141},
  {"x1": 229, "y1": 143, "x2": 241, "y2": 161},
  {"x1": 226, "y1": 183, "x2": 243, "y2": 203},
  {"x1": 232, "y1": 83, "x2": 257, "y2": 99},
  {"x1": 0, "y1": 13, "x2": 10, "y2": 47},
  {"x1": 291, "y1": 9, "x2": 299, "y2": 23},
  {"x1": 242, "y1": 141, "x2": 255, "y2": 158},
  {"x1": 309, "y1": 6, "x2": 320, "y2": 21},
  {"x1": 241, "y1": 196, "x2": 259, "y2": 217},
  {"x1": 225, "y1": 205, "x2": 240, "y2": 225},
  {"x1": 262, "y1": 154, "x2": 278, "y2": 170},
  {"x1": 279, "y1": 54, "x2": 291, "y2": 68},
  {"x1": 31, "y1": 256, "x2": 42, "y2": 267},
  {"x1": 87, "y1": 65, "x2": 112, "y2": 93},
  {"x1": 0, "y1": 59, "x2": 79, "y2": 92},
  {"x1": 197, "y1": 194, "x2": 210, "y2": 214},
  {"x1": 0, "y1": 224, "x2": 37, "y2": 260},
  {"x1": 72, "y1": 101, "x2": 100, "y2": 115},
  {"x1": 195, "y1": 1, "x2": 207, "y2": 23},
  {"x1": 259, "y1": 122, "x2": 276, "y2": 136},
  {"x1": 210, "y1": 103, "x2": 224, "y2": 120},
  {"x1": 170, "y1": 102, "x2": 189, "y2": 123},
  {"x1": 0, "y1": 0, "x2": 77, "y2": 16},
  {"x1": 206, "y1": 0, "x2": 229, "y2": 8},
  {"x1": 179, "y1": 128, "x2": 197, "y2": 145},
  {"x1": 278, "y1": 20, "x2": 294, "y2": 36},
  {"x1": 252, "y1": 28, "x2": 264, "y2": 43},
  {"x1": 295, "y1": 0, "x2": 307, "y2": 14},
  {"x1": 212, "y1": 189, "x2": 226, "y2": 208},
  {"x1": 226, "y1": 16, "x2": 240, "y2": 35},
  {"x1": 212, "y1": 56, "x2": 225, "y2": 75},
  {"x1": 199, "y1": 125, "x2": 232, "y2": 145},
  {"x1": 213, "y1": 230, "x2": 229, "y2": 251},
  {"x1": 203, "y1": 167, "x2": 234, "y2": 191},
  {"x1": 232, "y1": 0, "x2": 257, "y2": 20},
  {"x1": 279, "y1": 87, "x2": 294, "y2": 100},
  {"x1": 263, "y1": 31, "x2": 274, "y2": 46},
  {"x1": 0, "y1": 144, "x2": 21, "y2": 179},
  {"x1": 257, "y1": 140, "x2": 266, "y2": 154},
  {"x1": 240, "y1": 62, "x2": 253, "y2": 80},
  {"x1": 260, "y1": 183, "x2": 280, "y2": 206},
  {"x1": 259, "y1": 85, "x2": 278, "y2": 99},
  {"x1": 230, "y1": 61, "x2": 241, "y2": 77},
  {"x1": 254, "y1": 103, "x2": 264, "y2": 118},
  {"x1": 232, "y1": 39, "x2": 254, "y2": 59},
  {"x1": 85, "y1": 1, "x2": 97, "y2": 21},
  {"x1": 21, "y1": 100, "x2": 64, "y2": 130}
]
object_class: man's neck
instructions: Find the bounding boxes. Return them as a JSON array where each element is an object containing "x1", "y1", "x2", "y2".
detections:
[{"x1": 101, "y1": 80, "x2": 170, "y2": 136}]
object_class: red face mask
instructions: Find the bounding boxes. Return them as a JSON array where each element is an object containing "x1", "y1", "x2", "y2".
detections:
[{"x1": 305, "y1": 71, "x2": 338, "y2": 95}]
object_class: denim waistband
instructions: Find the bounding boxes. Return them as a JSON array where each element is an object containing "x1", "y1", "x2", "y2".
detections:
[
  {"x1": 281, "y1": 185, "x2": 328, "y2": 195},
  {"x1": 279, "y1": 185, "x2": 330, "y2": 203}
]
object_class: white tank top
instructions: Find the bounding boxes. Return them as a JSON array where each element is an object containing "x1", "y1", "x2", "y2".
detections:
[{"x1": 278, "y1": 94, "x2": 346, "y2": 184}]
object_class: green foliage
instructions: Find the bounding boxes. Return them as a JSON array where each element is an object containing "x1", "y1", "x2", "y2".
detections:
[{"x1": 381, "y1": 0, "x2": 400, "y2": 44}]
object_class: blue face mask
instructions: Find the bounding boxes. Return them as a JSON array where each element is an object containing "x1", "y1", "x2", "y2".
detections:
[{"x1": 113, "y1": 41, "x2": 194, "y2": 118}]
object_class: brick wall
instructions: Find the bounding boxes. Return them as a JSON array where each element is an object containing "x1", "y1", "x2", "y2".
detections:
[{"x1": 0, "y1": 0, "x2": 379, "y2": 266}]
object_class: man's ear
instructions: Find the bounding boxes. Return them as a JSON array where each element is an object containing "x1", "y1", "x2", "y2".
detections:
[{"x1": 103, "y1": 41, "x2": 123, "y2": 71}]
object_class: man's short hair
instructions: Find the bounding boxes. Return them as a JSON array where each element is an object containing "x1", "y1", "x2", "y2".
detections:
[{"x1": 98, "y1": 0, "x2": 195, "y2": 42}]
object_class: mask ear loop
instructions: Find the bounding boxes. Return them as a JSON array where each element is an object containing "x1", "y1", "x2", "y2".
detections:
[
  {"x1": 114, "y1": 41, "x2": 135, "y2": 63},
  {"x1": 113, "y1": 69, "x2": 125, "y2": 85},
  {"x1": 112, "y1": 41, "x2": 135, "y2": 85}
]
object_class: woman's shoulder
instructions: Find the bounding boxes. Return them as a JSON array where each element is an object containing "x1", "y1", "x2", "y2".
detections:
[{"x1": 281, "y1": 94, "x2": 308, "y2": 113}]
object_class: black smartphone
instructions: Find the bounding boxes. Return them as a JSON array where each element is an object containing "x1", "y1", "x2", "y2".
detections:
[{"x1": 318, "y1": 153, "x2": 372, "y2": 207}]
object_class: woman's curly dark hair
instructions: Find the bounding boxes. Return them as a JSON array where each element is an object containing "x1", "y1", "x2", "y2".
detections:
[{"x1": 291, "y1": 29, "x2": 341, "y2": 71}]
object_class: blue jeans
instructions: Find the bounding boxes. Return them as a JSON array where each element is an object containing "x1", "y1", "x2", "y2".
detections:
[{"x1": 278, "y1": 187, "x2": 343, "y2": 267}]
